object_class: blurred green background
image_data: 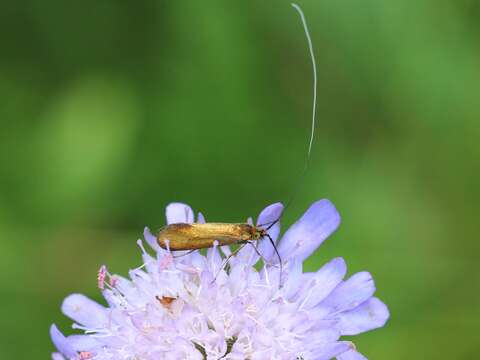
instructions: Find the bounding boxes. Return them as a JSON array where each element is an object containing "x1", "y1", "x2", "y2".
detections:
[{"x1": 1, "y1": 0, "x2": 479, "y2": 358}]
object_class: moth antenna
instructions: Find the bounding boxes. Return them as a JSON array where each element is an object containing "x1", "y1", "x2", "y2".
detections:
[
  {"x1": 259, "y1": 3, "x2": 318, "y2": 230},
  {"x1": 292, "y1": 3, "x2": 317, "y2": 160},
  {"x1": 265, "y1": 219, "x2": 279, "y2": 231}
]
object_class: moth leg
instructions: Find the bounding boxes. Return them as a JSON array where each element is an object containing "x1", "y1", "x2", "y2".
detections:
[
  {"x1": 246, "y1": 241, "x2": 272, "y2": 266},
  {"x1": 212, "y1": 243, "x2": 248, "y2": 283},
  {"x1": 172, "y1": 249, "x2": 197, "y2": 258}
]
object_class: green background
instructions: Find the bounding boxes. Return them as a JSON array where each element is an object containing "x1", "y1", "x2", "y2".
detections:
[{"x1": 0, "y1": 0, "x2": 478, "y2": 358}]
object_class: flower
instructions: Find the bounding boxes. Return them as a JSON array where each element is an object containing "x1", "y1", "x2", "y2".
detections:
[{"x1": 51, "y1": 200, "x2": 389, "y2": 360}]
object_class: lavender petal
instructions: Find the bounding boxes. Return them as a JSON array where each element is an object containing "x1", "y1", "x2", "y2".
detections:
[
  {"x1": 312, "y1": 341, "x2": 354, "y2": 360},
  {"x1": 257, "y1": 202, "x2": 283, "y2": 226},
  {"x1": 300, "y1": 257, "x2": 347, "y2": 309},
  {"x1": 50, "y1": 324, "x2": 77, "y2": 358},
  {"x1": 337, "y1": 297, "x2": 390, "y2": 335},
  {"x1": 197, "y1": 212, "x2": 206, "y2": 224},
  {"x1": 320, "y1": 271, "x2": 376, "y2": 313},
  {"x1": 143, "y1": 226, "x2": 162, "y2": 252},
  {"x1": 278, "y1": 199, "x2": 340, "y2": 262},
  {"x1": 61, "y1": 294, "x2": 108, "y2": 328},
  {"x1": 67, "y1": 334, "x2": 101, "y2": 351},
  {"x1": 51, "y1": 353, "x2": 66, "y2": 360},
  {"x1": 165, "y1": 202, "x2": 194, "y2": 224}
]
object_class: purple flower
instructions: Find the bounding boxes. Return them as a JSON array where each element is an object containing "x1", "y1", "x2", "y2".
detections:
[{"x1": 51, "y1": 200, "x2": 389, "y2": 359}]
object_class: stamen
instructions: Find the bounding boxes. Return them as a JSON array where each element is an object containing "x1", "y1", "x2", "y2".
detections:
[
  {"x1": 210, "y1": 240, "x2": 220, "y2": 273},
  {"x1": 97, "y1": 265, "x2": 107, "y2": 290},
  {"x1": 164, "y1": 239, "x2": 171, "y2": 252},
  {"x1": 136, "y1": 239, "x2": 148, "y2": 255},
  {"x1": 78, "y1": 351, "x2": 93, "y2": 360}
]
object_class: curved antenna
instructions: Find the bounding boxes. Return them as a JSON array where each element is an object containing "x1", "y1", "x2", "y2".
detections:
[
  {"x1": 259, "y1": 3, "x2": 318, "y2": 231},
  {"x1": 292, "y1": 2, "x2": 317, "y2": 160}
]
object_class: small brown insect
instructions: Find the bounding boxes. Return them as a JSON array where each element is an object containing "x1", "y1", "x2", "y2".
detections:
[
  {"x1": 157, "y1": 222, "x2": 281, "y2": 268},
  {"x1": 157, "y1": 223, "x2": 266, "y2": 250}
]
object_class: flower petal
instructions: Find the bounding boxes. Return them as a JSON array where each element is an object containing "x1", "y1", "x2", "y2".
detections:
[
  {"x1": 321, "y1": 272, "x2": 376, "y2": 313},
  {"x1": 61, "y1": 294, "x2": 108, "y2": 328},
  {"x1": 299, "y1": 257, "x2": 347, "y2": 309},
  {"x1": 282, "y1": 258, "x2": 303, "y2": 298},
  {"x1": 235, "y1": 240, "x2": 258, "y2": 266},
  {"x1": 165, "y1": 202, "x2": 194, "y2": 224},
  {"x1": 337, "y1": 349, "x2": 368, "y2": 360},
  {"x1": 67, "y1": 334, "x2": 101, "y2": 351},
  {"x1": 51, "y1": 353, "x2": 66, "y2": 360},
  {"x1": 278, "y1": 199, "x2": 340, "y2": 262},
  {"x1": 197, "y1": 212, "x2": 206, "y2": 224},
  {"x1": 50, "y1": 324, "x2": 77, "y2": 358},
  {"x1": 337, "y1": 297, "x2": 389, "y2": 335},
  {"x1": 143, "y1": 226, "x2": 162, "y2": 252},
  {"x1": 257, "y1": 202, "x2": 283, "y2": 227}
]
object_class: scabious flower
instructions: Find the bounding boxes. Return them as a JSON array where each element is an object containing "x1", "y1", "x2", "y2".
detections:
[{"x1": 51, "y1": 200, "x2": 389, "y2": 360}]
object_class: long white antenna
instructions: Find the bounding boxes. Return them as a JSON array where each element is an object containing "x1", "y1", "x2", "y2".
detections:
[
  {"x1": 260, "y1": 3, "x2": 318, "y2": 230},
  {"x1": 292, "y1": 3, "x2": 317, "y2": 159}
]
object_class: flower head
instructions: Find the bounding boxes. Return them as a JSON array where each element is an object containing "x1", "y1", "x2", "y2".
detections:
[{"x1": 51, "y1": 200, "x2": 389, "y2": 359}]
